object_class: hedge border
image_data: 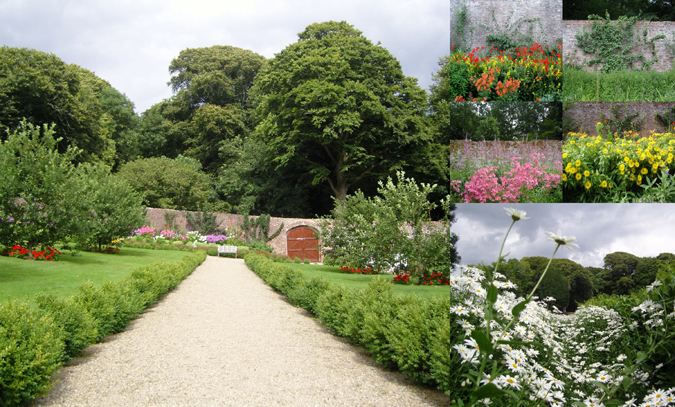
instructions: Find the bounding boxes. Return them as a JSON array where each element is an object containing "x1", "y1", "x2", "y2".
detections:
[
  {"x1": 243, "y1": 252, "x2": 452, "y2": 395},
  {"x1": 0, "y1": 251, "x2": 207, "y2": 407}
]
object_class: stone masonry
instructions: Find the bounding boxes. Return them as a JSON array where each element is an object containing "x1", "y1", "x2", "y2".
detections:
[
  {"x1": 564, "y1": 102, "x2": 675, "y2": 136},
  {"x1": 450, "y1": 0, "x2": 563, "y2": 51}
]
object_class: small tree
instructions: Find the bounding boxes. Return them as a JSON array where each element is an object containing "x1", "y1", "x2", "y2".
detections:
[
  {"x1": 0, "y1": 121, "x2": 80, "y2": 249},
  {"x1": 71, "y1": 163, "x2": 145, "y2": 251},
  {"x1": 320, "y1": 172, "x2": 460, "y2": 280}
]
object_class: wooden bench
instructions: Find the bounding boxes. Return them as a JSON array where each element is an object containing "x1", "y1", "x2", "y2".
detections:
[{"x1": 217, "y1": 245, "x2": 238, "y2": 258}]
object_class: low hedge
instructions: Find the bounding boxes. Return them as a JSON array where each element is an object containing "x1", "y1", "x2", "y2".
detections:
[
  {"x1": 244, "y1": 253, "x2": 451, "y2": 395},
  {"x1": 0, "y1": 251, "x2": 206, "y2": 407}
]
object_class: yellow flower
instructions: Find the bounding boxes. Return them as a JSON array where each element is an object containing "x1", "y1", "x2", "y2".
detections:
[
  {"x1": 602, "y1": 149, "x2": 608, "y2": 154},
  {"x1": 575, "y1": 173, "x2": 582, "y2": 180},
  {"x1": 563, "y1": 153, "x2": 568, "y2": 158},
  {"x1": 584, "y1": 181, "x2": 591, "y2": 189},
  {"x1": 641, "y1": 168, "x2": 648, "y2": 175},
  {"x1": 624, "y1": 156, "x2": 630, "y2": 162},
  {"x1": 584, "y1": 170, "x2": 590, "y2": 177},
  {"x1": 600, "y1": 180, "x2": 607, "y2": 188},
  {"x1": 562, "y1": 174, "x2": 567, "y2": 182},
  {"x1": 575, "y1": 160, "x2": 581, "y2": 167},
  {"x1": 619, "y1": 164, "x2": 625, "y2": 172}
]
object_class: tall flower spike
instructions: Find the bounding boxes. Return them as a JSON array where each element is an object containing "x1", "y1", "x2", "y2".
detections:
[
  {"x1": 504, "y1": 208, "x2": 529, "y2": 221},
  {"x1": 545, "y1": 229, "x2": 579, "y2": 251}
]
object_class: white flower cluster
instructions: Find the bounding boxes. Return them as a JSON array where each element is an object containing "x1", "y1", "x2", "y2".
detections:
[{"x1": 449, "y1": 264, "x2": 673, "y2": 406}]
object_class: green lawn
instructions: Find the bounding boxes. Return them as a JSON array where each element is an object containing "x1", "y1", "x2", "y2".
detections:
[
  {"x1": 285, "y1": 263, "x2": 450, "y2": 299},
  {"x1": 0, "y1": 248, "x2": 190, "y2": 303}
]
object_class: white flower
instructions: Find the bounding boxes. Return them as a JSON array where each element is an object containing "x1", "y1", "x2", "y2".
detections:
[
  {"x1": 646, "y1": 279, "x2": 663, "y2": 292},
  {"x1": 505, "y1": 207, "x2": 529, "y2": 221},
  {"x1": 545, "y1": 229, "x2": 580, "y2": 251}
]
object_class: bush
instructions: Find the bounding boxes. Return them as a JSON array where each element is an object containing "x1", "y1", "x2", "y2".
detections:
[
  {"x1": 0, "y1": 302, "x2": 64, "y2": 407},
  {"x1": 207, "y1": 248, "x2": 218, "y2": 256},
  {"x1": 304, "y1": 258, "x2": 310, "y2": 265},
  {"x1": 294, "y1": 257, "x2": 301, "y2": 264},
  {"x1": 34, "y1": 293, "x2": 98, "y2": 360}
]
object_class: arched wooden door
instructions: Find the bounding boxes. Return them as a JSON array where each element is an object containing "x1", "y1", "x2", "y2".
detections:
[{"x1": 287, "y1": 226, "x2": 319, "y2": 262}]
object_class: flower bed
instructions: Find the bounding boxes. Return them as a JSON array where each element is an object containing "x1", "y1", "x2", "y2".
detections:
[
  {"x1": 1, "y1": 245, "x2": 62, "y2": 261},
  {"x1": 446, "y1": 43, "x2": 562, "y2": 101},
  {"x1": 563, "y1": 131, "x2": 675, "y2": 202},
  {"x1": 449, "y1": 152, "x2": 563, "y2": 203},
  {"x1": 339, "y1": 266, "x2": 377, "y2": 275}
]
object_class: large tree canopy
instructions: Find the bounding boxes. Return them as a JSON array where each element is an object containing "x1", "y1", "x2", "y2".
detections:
[
  {"x1": 251, "y1": 21, "x2": 429, "y2": 201},
  {"x1": 137, "y1": 45, "x2": 266, "y2": 173},
  {"x1": 0, "y1": 46, "x2": 140, "y2": 164},
  {"x1": 168, "y1": 45, "x2": 266, "y2": 109}
]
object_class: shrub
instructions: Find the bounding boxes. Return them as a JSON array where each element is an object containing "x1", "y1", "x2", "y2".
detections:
[
  {"x1": 0, "y1": 301, "x2": 64, "y2": 407},
  {"x1": 34, "y1": 293, "x2": 98, "y2": 360},
  {"x1": 304, "y1": 258, "x2": 310, "y2": 265},
  {"x1": 207, "y1": 248, "x2": 218, "y2": 256}
]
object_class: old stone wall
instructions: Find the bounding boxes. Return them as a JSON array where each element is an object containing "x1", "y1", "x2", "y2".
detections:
[
  {"x1": 563, "y1": 20, "x2": 675, "y2": 72},
  {"x1": 564, "y1": 102, "x2": 675, "y2": 136},
  {"x1": 450, "y1": 0, "x2": 562, "y2": 50},
  {"x1": 144, "y1": 208, "x2": 324, "y2": 260}
]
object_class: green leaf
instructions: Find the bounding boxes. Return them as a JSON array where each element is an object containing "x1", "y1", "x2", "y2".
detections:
[
  {"x1": 470, "y1": 383, "x2": 505, "y2": 399},
  {"x1": 471, "y1": 330, "x2": 494, "y2": 356},
  {"x1": 487, "y1": 284, "x2": 498, "y2": 303}
]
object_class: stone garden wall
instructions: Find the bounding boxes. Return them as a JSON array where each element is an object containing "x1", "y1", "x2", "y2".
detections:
[
  {"x1": 144, "y1": 208, "x2": 323, "y2": 259},
  {"x1": 563, "y1": 20, "x2": 675, "y2": 72},
  {"x1": 449, "y1": 0, "x2": 562, "y2": 50},
  {"x1": 564, "y1": 102, "x2": 675, "y2": 136}
]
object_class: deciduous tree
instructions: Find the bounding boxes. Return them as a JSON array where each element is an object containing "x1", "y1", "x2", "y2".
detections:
[{"x1": 251, "y1": 21, "x2": 429, "y2": 201}]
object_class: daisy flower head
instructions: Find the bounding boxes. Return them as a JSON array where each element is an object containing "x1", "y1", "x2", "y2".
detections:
[
  {"x1": 504, "y1": 207, "x2": 529, "y2": 221},
  {"x1": 545, "y1": 229, "x2": 580, "y2": 251}
]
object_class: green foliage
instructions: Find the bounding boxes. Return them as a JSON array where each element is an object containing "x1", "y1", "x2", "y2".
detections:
[
  {"x1": 479, "y1": 9, "x2": 548, "y2": 53},
  {"x1": 247, "y1": 239, "x2": 274, "y2": 253},
  {"x1": 71, "y1": 163, "x2": 145, "y2": 251},
  {"x1": 0, "y1": 47, "x2": 140, "y2": 165},
  {"x1": 599, "y1": 104, "x2": 646, "y2": 135},
  {"x1": 320, "y1": 172, "x2": 460, "y2": 279},
  {"x1": 0, "y1": 121, "x2": 80, "y2": 249},
  {"x1": 574, "y1": 12, "x2": 667, "y2": 73},
  {"x1": 34, "y1": 293, "x2": 98, "y2": 360},
  {"x1": 536, "y1": 268, "x2": 570, "y2": 311},
  {"x1": 116, "y1": 156, "x2": 217, "y2": 211},
  {"x1": 239, "y1": 213, "x2": 283, "y2": 243},
  {"x1": 563, "y1": 0, "x2": 675, "y2": 21},
  {"x1": 562, "y1": 64, "x2": 675, "y2": 102},
  {"x1": 244, "y1": 253, "x2": 452, "y2": 394},
  {"x1": 251, "y1": 20, "x2": 429, "y2": 201},
  {"x1": 0, "y1": 251, "x2": 205, "y2": 407},
  {"x1": 207, "y1": 248, "x2": 218, "y2": 256},
  {"x1": 185, "y1": 206, "x2": 221, "y2": 235},
  {"x1": 0, "y1": 301, "x2": 64, "y2": 407}
]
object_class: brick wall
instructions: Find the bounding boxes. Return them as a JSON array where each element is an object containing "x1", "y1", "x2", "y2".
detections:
[
  {"x1": 563, "y1": 20, "x2": 675, "y2": 72},
  {"x1": 144, "y1": 208, "x2": 324, "y2": 260},
  {"x1": 450, "y1": 0, "x2": 563, "y2": 50},
  {"x1": 564, "y1": 102, "x2": 675, "y2": 136}
]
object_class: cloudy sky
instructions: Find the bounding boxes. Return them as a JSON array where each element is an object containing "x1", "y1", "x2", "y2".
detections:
[
  {"x1": 0, "y1": 0, "x2": 451, "y2": 113},
  {"x1": 453, "y1": 204, "x2": 675, "y2": 269}
]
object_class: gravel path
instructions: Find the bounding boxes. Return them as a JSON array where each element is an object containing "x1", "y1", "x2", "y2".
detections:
[{"x1": 33, "y1": 256, "x2": 450, "y2": 407}]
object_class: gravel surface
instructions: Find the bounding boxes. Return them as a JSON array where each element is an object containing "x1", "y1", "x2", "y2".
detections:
[{"x1": 33, "y1": 256, "x2": 451, "y2": 407}]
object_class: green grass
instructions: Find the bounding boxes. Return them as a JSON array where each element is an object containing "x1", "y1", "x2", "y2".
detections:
[
  {"x1": 562, "y1": 65, "x2": 675, "y2": 101},
  {"x1": 285, "y1": 263, "x2": 450, "y2": 299},
  {"x1": 0, "y1": 248, "x2": 190, "y2": 303}
]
